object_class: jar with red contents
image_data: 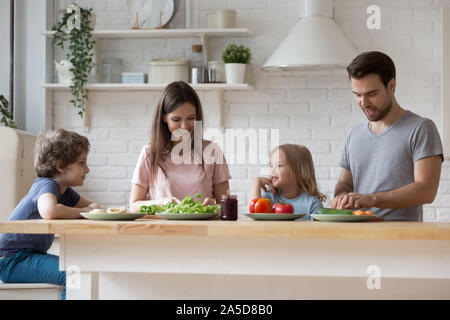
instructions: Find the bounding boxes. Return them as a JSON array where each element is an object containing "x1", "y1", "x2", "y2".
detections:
[{"x1": 220, "y1": 194, "x2": 238, "y2": 221}]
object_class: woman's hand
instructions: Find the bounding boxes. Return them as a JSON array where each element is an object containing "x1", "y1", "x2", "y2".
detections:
[
  {"x1": 161, "y1": 197, "x2": 181, "y2": 205},
  {"x1": 202, "y1": 197, "x2": 215, "y2": 206}
]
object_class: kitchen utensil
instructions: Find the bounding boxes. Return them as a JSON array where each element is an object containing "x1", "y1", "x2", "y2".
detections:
[
  {"x1": 191, "y1": 67, "x2": 205, "y2": 84},
  {"x1": 205, "y1": 68, "x2": 216, "y2": 83},
  {"x1": 207, "y1": 61, "x2": 225, "y2": 82}
]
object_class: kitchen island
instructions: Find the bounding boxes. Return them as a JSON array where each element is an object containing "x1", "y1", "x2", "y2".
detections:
[{"x1": 1, "y1": 219, "x2": 450, "y2": 299}]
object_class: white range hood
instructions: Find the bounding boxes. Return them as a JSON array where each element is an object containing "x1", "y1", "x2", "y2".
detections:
[{"x1": 262, "y1": 0, "x2": 357, "y2": 71}]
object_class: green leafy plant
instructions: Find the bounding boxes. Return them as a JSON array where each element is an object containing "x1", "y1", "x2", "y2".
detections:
[
  {"x1": 139, "y1": 194, "x2": 221, "y2": 215},
  {"x1": 221, "y1": 43, "x2": 252, "y2": 64},
  {"x1": 0, "y1": 95, "x2": 18, "y2": 129},
  {"x1": 52, "y1": 3, "x2": 95, "y2": 118}
]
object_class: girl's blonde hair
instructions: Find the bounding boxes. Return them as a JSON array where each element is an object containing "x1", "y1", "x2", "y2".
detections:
[{"x1": 273, "y1": 144, "x2": 326, "y2": 202}]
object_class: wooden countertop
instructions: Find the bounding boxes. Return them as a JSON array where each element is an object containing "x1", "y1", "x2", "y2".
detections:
[{"x1": 1, "y1": 218, "x2": 450, "y2": 240}]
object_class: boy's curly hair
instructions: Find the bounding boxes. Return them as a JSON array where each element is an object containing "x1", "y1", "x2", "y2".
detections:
[{"x1": 34, "y1": 129, "x2": 90, "y2": 178}]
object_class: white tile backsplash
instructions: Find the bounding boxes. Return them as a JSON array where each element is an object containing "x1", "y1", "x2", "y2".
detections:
[{"x1": 52, "y1": 0, "x2": 450, "y2": 219}]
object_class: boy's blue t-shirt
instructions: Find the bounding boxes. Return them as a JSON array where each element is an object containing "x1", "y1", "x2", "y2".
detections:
[
  {"x1": 0, "y1": 178, "x2": 80, "y2": 258},
  {"x1": 261, "y1": 190, "x2": 323, "y2": 220}
]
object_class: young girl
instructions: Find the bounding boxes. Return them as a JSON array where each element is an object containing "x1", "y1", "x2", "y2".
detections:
[
  {"x1": 250, "y1": 144, "x2": 325, "y2": 219},
  {"x1": 0, "y1": 129, "x2": 100, "y2": 300},
  {"x1": 129, "y1": 81, "x2": 231, "y2": 212}
]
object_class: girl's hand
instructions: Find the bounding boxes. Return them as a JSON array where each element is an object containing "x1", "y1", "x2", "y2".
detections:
[
  {"x1": 257, "y1": 177, "x2": 275, "y2": 195},
  {"x1": 202, "y1": 197, "x2": 215, "y2": 206}
]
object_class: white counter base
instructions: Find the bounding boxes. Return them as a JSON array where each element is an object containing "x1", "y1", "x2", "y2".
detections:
[{"x1": 60, "y1": 234, "x2": 450, "y2": 300}]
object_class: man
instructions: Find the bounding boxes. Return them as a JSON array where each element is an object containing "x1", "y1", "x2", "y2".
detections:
[{"x1": 330, "y1": 51, "x2": 443, "y2": 221}]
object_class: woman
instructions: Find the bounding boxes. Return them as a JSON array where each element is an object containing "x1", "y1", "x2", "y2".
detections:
[{"x1": 129, "y1": 81, "x2": 231, "y2": 212}]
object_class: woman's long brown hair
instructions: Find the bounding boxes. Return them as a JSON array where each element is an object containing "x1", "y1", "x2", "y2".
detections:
[
  {"x1": 148, "y1": 81, "x2": 204, "y2": 187},
  {"x1": 274, "y1": 144, "x2": 326, "y2": 202}
]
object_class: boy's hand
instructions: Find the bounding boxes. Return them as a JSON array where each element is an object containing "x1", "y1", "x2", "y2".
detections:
[{"x1": 88, "y1": 202, "x2": 102, "y2": 210}]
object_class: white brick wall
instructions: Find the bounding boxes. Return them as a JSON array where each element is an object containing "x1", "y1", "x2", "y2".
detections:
[{"x1": 54, "y1": 0, "x2": 450, "y2": 221}]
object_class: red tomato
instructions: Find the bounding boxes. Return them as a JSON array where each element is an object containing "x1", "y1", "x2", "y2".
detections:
[
  {"x1": 272, "y1": 203, "x2": 294, "y2": 214},
  {"x1": 254, "y1": 198, "x2": 273, "y2": 213},
  {"x1": 249, "y1": 198, "x2": 261, "y2": 213}
]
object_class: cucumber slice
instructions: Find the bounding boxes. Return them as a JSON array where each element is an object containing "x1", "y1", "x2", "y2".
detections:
[{"x1": 317, "y1": 208, "x2": 353, "y2": 215}]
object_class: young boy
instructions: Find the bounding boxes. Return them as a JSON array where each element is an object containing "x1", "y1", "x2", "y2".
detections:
[{"x1": 0, "y1": 129, "x2": 100, "y2": 300}]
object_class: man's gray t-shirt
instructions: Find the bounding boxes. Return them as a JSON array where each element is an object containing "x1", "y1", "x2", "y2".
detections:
[{"x1": 340, "y1": 110, "x2": 443, "y2": 221}]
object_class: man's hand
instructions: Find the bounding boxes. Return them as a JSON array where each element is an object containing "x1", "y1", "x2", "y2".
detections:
[
  {"x1": 330, "y1": 193, "x2": 376, "y2": 210},
  {"x1": 345, "y1": 193, "x2": 376, "y2": 209},
  {"x1": 329, "y1": 193, "x2": 348, "y2": 209}
]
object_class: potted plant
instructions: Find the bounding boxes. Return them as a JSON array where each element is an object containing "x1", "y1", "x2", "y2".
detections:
[
  {"x1": 221, "y1": 43, "x2": 252, "y2": 84},
  {"x1": 0, "y1": 95, "x2": 17, "y2": 129},
  {"x1": 52, "y1": 3, "x2": 96, "y2": 118}
]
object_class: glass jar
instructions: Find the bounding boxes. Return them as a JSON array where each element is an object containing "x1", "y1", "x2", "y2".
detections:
[
  {"x1": 101, "y1": 57, "x2": 124, "y2": 83},
  {"x1": 185, "y1": 0, "x2": 199, "y2": 29},
  {"x1": 220, "y1": 194, "x2": 238, "y2": 221}
]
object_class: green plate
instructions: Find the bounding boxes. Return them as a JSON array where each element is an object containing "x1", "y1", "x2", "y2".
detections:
[
  {"x1": 244, "y1": 213, "x2": 306, "y2": 221},
  {"x1": 311, "y1": 214, "x2": 378, "y2": 222},
  {"x1": 81, "y1": 212, "x2": 147, "y2": 221},
  {"x1": 156, "y1": 212, "x2": 220, "y2": 220}
]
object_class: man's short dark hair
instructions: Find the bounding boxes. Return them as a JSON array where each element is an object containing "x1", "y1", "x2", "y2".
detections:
[{"x1": 346, "y1": 51, "x2": 396, "y2": 87}]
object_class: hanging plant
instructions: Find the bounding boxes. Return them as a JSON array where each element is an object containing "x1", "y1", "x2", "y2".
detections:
[
  {"x1": 52, "y1": 3, "x2": 95, "y2": 118},
  {"x1": 0, "y1": 95, "x2": 18, "y2": 129}
]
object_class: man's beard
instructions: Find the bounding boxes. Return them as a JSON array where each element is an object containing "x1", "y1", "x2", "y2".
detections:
[{"x1": 365, "y1": 96, "x2": 393, "y2": 122}]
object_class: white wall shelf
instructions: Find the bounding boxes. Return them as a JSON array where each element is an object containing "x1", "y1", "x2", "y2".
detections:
[
  {"x1": 43, "y1": 28, "x2": 253, "y2": 39},
  {"x1": 44, "y1": 27, "x2": 254, "y2": 132},
  {"x1": 43, "y1": 83, "x2": 253, "y2": 91}
]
